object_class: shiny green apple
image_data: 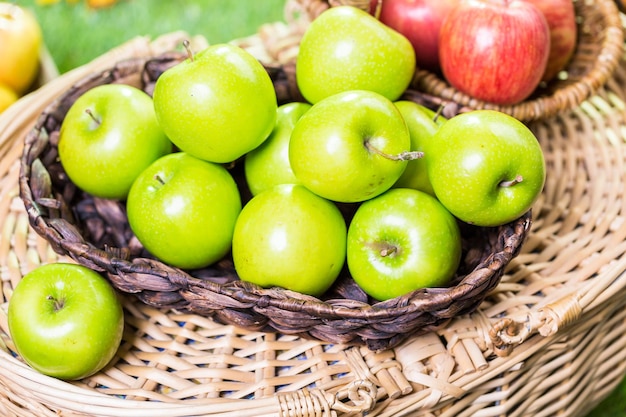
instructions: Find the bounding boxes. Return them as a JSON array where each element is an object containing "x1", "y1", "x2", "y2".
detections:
[
  {"x1": 427, "y1": 110, "x2": 546, "y2": 226},
  {"x1": 244, "y1": 102, "x2": 311, "y2": 196},
  {"x1": 347, "y1": 188, "x2": 462, "y2": 300},
  {"x1": 296, "y1": 5, "x2": 416, "y2": 104},
  {"x1": 153, "y1": 43, "x2": 277, "y2": 163},
  {"x1": 126, "y1": 152, "x2": 242, "y2": 269},
  {"x1": 289, "y1": 90, "x2": 413, "y2": 203},
  {"x1": 232, "y1": 184, "x2": 347, "y2": 297},
  {"x1": 58, "y1": 83, "x2": 172, "y2": 200},
  {"x1": 8, "y1": 263, "x2": 124, "y2": 380}
]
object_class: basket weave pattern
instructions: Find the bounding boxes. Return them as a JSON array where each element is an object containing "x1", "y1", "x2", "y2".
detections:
[
  {"x1": 280, "y1": 0, "x2": 625, "y2": 121},
  {"x1": 0, "y1": 20, "x2": 623, "y2": 417}
]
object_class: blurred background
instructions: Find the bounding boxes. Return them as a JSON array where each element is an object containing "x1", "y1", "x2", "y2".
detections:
[
  {"x1": 19, "y1": 0, "x2": 286, "y2": 73},
  {"x1": 5, "y1": 1, "x2": 626, "y2": 415}
]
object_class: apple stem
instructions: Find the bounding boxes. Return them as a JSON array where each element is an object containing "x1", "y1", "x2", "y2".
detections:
[
  {"x1": 499, "y1": 175, "x2": 524, "y2": 187},
  {"x1": 433, "y1": 105, "x2": 445, "y2": 124},
  {"x1": 47, "y1": 295, "x2": 64, "y2": 312},
  {"x1": 183, "y1": 39, "x2": 194, "y2": 62},
  {"x1": 154, "y1": 174, "x2": 166, "y2": 185},
  {"x1": 380, "y1": 245, "x2": 397, "y2": 257},
  {"x1": 365, "y1": 141, "x2": 423, "y2": 161},
  {"x1": 85, "y1": 108, "x2": 101, "y2": 126},
  {"x1": 365, "y1": 241, "x2": 398, "y2": 257}
]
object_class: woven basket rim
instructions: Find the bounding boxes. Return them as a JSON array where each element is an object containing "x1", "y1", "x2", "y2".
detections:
[{"x1": 18, "y1": 52, "x2": 532, "y2": 351}]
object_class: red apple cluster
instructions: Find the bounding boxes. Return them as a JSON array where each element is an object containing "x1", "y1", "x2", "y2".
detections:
[{"x1": 370, "y1": 0, "x2": 578, "y2": 105}]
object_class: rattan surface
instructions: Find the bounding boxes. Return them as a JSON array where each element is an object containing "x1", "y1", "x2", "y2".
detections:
[
  {"x1": 281, "y1": 0, "x2": 625, "y2": 122},
  {"x1": 0, "y1": 23, "x2": 624, "y2": 417}
]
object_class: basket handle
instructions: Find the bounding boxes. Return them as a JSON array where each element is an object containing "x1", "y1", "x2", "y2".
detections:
[
  {"x1": 489, "y1": 293, "x2": 583, "y2": 356},
  {"x1": 489, "y1": 256, "x2": 626, "y2": 356}
]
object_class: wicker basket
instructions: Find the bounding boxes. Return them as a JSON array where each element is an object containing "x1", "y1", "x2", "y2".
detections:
[
  {"x1": 18, "y1": 43, "x2": 531, "y2": 353},
  {"x1": 277, "y1": 0, "x2": 625, "y2": 122},
  {"x1": 0, "y1": 26, "x2": 625, "y2": 416}
]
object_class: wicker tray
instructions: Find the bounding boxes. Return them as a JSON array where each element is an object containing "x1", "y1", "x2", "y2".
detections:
[
  {"x1": 277, "y1": 0, "x2": 625, "y2": 122},
  {"x1": 0, "y1": 29, "x2": 625, "y2": 416}
]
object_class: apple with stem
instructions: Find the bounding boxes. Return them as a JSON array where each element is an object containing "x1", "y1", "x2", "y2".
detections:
[
  {"x1": 347, "y1": 188, "x2": 462, "y2": 301},
  {"x1": 244, "y1": 102, "x2": 311, "y2": 196},
  {"x1": 439, "y1": 0, "x2": 550, "y2": 105},
  {"x1": 369, "y1": 0, "x2": 459, "y2": 73},
  {"x1": 58, "y1": 83, "x2": 173, "y2": 200},
  {"x1": 426, "y1": 110, "x2": 546, "y2": 226},
  {"x1": 8, "y1": 263, "x2": 124, "y2": 380},
  {"x1": 289, "y1": 89, "x2": 419, "y2": 203},
  {"x1": 524, "y1": 0, "x2": 577, "y2": 82},
  {"x1": 153, "y1": 42, "x2": 277, "y2": 163},
  {"x1": 232, "y1": 183, "x2": 347, "y2": 297},
  {"x1": 126, "y1": 152, "x2": 242, "y2": 270},
  {"x1": 296, "y1": 5, "x2": 416, "y2": 104}
]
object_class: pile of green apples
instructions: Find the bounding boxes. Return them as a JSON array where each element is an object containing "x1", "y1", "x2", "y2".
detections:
[
  {"x1": 55, "y1": 5, "x2": 546, "y2": 302},
  {"x1": 7, "y1": 6, "x2": 547, "y2": 381}
]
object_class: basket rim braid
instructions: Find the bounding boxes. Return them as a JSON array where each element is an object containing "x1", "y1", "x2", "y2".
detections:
[
  {"x1": 19, "y1": 52, "x2": 531, "y2": 352},
  {"x1": 284, "y1": 0, "x2": 625, "y2": 122}
]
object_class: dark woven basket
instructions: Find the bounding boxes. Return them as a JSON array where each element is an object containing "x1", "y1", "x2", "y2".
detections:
[
  {"x1": 288, "y1": 0, "x2": 624, "y2": 121},
  {"x1": 19, "y1": 53, "x2": 532, "y2": 351}
]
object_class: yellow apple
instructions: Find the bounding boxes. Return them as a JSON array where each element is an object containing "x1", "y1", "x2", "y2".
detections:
[
  {"x1": 0, "y1": 3, "x2": 43, "y2": 94},
  {"x1": 0, "y1": 82, "x2": 18, "y2": 113}
]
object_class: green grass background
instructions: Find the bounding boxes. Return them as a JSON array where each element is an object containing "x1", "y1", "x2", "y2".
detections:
[
  {"x1": 14, "y1": 0, "x2": 626, "y2": 415},
  {"x1": 19, "y1": 0, "x2": 286, "y2": 73}
]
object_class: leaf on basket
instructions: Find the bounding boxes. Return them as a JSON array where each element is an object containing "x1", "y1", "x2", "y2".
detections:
[
  {"x1": 324, "y1": 275, "x2": 369, "y2": 303},
  {"x1": 30, "y1": 158, "x2": 53, "y2": 202},
  {"x1": 48, "y1": 217, "x2": 86, "y2": 244}
]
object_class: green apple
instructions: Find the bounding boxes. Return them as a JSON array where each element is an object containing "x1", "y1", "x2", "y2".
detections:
[
  {"x1": 427, "y1": 110, "x2": 546, "y2": 226},
  {"x1": 58, "y1": 83, "x2": 172, "y2": 200},
  {"x1": 347, "y1": 188, "x2": 462, "y2": 301},
  {"x1": 153, "y1": 43, "x2": 277, "y2": 163},
  {"x1": 244, "y1": 102, "x2": 311, "y2": 196},
  {"x1": 392, "y1": 100, "x2": 442, "y2": 195},
  {"x1": 289, "y1": 90, "x2": 416, "y2": 203},
  {"x1": 296, "y1": 5, "x2": 416, "y2": 104},
  {"x1": 8, "y1": 263, "x2": 124, "y2": 380},
  {"x1": 232, "y1": 184, "x2": 347, "y2": 297},
  {"x1": 126, "y1": 152, "x2": 242, "y2": 269}
]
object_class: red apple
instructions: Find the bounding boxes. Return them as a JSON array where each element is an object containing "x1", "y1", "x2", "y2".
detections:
[
  {"x1": 369, "y1": 0, "x2": 459, "y2": 72},
  {"x1": 523, "y1": 0, "x2": 577, "y2": 82},
  {"x1": 439, "y1": 0, "x2": 550, "y2": 105}
]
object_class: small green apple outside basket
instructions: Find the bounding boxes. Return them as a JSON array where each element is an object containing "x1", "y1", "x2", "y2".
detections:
[{"x1": 19, "y1": 51, "x2": 532, "y2": 352}]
